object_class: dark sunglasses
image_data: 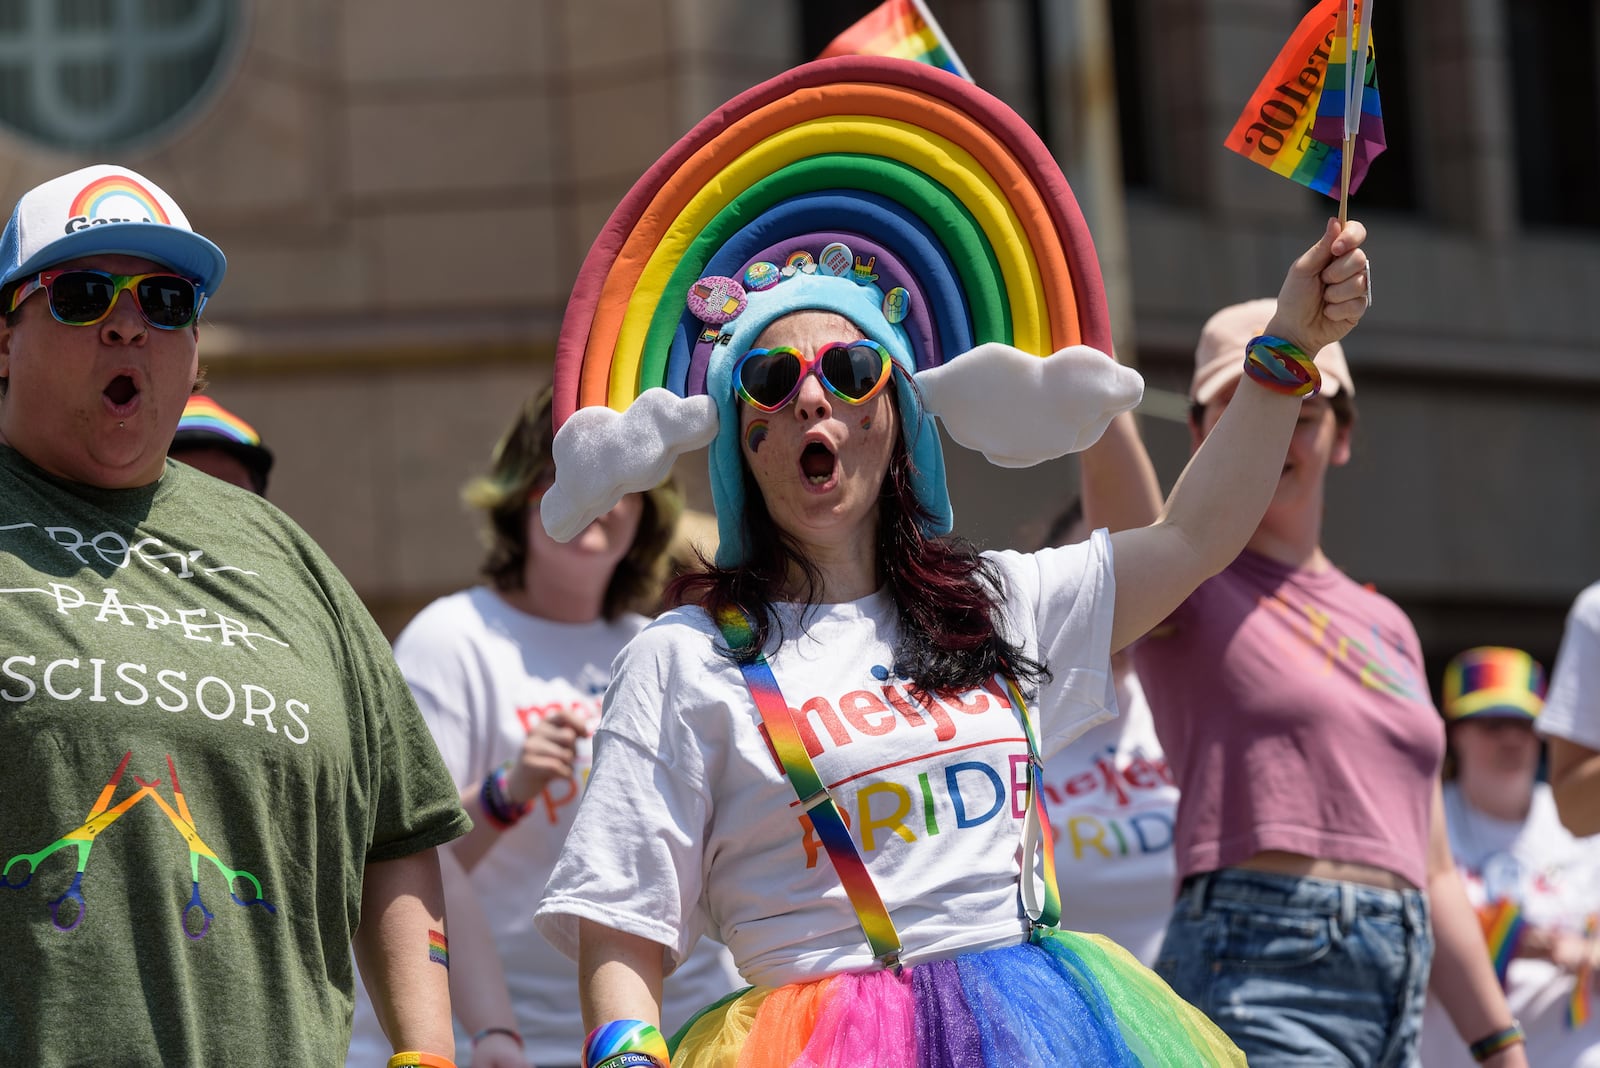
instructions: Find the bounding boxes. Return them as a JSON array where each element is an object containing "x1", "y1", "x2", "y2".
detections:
[
  {"x1": 733, "y1": 340, "x2": 894, "y2": 413},
  {"x1": 8, "y1": 268, "x2": 206, "y2": 330}
]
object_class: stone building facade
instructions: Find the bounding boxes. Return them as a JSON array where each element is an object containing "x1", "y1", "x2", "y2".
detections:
[{"x1": 0, "y1": 0, "x2": 1591, "y2": 679}]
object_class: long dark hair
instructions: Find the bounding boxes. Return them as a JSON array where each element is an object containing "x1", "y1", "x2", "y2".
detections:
[{"x1": 669, "y1": 420, "x2": 1047, "y2": 696}]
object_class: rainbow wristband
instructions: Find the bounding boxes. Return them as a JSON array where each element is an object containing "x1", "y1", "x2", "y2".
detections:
[
  {"x1": 582, "y1": 1019, "x2": 670, "y2": 1068},
  {"x1": 479, "y1": 764, "x2": 532, "y2": 830},
  {"x1": 590, "y1": 1056, "x2": 668, "y2": 1068},
  {"x1": 1243, "y1": 334, "x2": 1321, "y2": 398},
  {"x1": 387, "y1": 1053, "x2": 456, "y2": 1068},
  {"x1": 1468, "y1": 1021, "x2": 1525, "y2": 1062}
]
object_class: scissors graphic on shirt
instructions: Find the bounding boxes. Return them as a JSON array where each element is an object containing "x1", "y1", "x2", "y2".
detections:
[{"x1": 1, "y1": 751, "x2": 277, "y2": 937}]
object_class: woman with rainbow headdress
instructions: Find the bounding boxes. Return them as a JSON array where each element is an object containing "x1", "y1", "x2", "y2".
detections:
[{"x1": 531, "y1": 58, "x2": 1369, "y2": 1067}]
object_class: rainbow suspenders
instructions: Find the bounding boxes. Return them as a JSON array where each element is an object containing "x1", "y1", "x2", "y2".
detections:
[{"x1": 715, "y1": 607, "x2": 1063, "y2": 969}]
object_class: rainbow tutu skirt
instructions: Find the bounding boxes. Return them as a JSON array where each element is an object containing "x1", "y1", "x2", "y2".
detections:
[{"x1": 669, "y1": 929, "x2": 1243, "y2": 1067}]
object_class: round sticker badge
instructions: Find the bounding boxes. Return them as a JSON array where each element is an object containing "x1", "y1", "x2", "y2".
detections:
[
  {"x1": 743, "y1": 261, "x2": 781, "y2": 291},
  {"x1": 686, "y1": 276, "x2": 748, "y2": 324},
  {"x1": 818, "y1": 242, "x2": 854, "y2": 278},
  {"x1": 882, "y1": 287, "x2": 910, "y2": 324}
]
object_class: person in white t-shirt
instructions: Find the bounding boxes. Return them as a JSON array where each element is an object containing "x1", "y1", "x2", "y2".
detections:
[
  {"x1": 1540, "y1": 581, "x2": 1600, "y2": 837},
  {"x1": 531, "y1": 197, "x2": 1373, "y2": 1062},
  {"x1": 1034, "y1": 497, "x2": 1178, "y2": 966},
  {"x1": 1421, "y1": 647, "x2": 1600, "y2": 1067},
  {"x1": 346, "y1": 388, "x2": 740, "y2": 1068}
]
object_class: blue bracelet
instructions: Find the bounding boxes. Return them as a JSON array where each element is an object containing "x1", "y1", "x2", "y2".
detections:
[{"x1": 479, "y1": 765, "x2": 531, "y2": 829}]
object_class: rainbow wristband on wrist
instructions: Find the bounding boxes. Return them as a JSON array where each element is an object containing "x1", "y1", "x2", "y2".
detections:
[
  {"x1": 1468, "y1": 1021, "x2": 1525, "y2": 1062},
  {"x1": 582, "y1": 1019, "x2": 670, "y2": 1068},
  {"x1": 479, "y1": 764, "x2": 532, "y2": 829},
  {"x1": 386, "y1": 1053, "x2": 456, "y2": 1068},
  {"x1": 1243, "y1": 334, "x2": 1321, "y2": 398}
]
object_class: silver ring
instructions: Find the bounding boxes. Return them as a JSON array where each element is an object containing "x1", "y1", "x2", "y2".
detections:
[{"x1": 1364, "y1": 260, "x2": 1373, "y2": 307}]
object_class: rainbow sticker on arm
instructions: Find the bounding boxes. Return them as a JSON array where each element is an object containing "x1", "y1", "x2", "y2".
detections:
[{"x1": 542, "y1": 56, "x2": 1142, "y2": 553}]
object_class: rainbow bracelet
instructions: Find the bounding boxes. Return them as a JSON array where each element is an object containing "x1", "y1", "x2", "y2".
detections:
[
  {"x1": 582, "y1": 1019, "x2": 670, "y2": 1068},
  {"x1": 387, "y1": 1053, "x2": 456, "y2": 1068},
  {"x1": 479, "y1": 764, "x2": 532, "y2": 829},
  {"x1": 1467, "y1": 1021, "x2": 1525, "y2": 1062},
  {"x1": 1243, "y1": 334, "x2": 1321, "y2": 398}
]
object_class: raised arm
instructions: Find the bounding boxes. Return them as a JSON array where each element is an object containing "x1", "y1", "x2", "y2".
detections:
[
  {"x1": 353, "y1": 848, "x2": 456, "y2": 1062},
  {"x1": 1080, "y1": 409, "x2": 1162, "y2": 534},
  {"x1": 1107, "y1": 219, "x2": 1369, "y2": 652}
]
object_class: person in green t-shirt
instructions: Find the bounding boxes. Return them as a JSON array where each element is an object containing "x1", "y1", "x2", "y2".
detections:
[{"x1": 0, "y1": 164, "x2": 471, "y2": 1067}]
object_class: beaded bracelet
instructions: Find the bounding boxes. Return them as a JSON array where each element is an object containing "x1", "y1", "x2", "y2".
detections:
[
  {"x1": 479, "y1": 764, "x2": 532, "y2": 830},
  {"x1": 1243, "y1": 334, "x2": 1321, "y2": 398},
  {"x1": 582, "y1": 1019, "x2": 670, "y2": 1068},
  {"x1": 386, "y1": 1053, "x2": 456, "y2": 1068},
  {"x1": 471, "y1": 1025, "x2": 524, "y2": 1050},
  {"x1": 1468, "y1": 1021, "x2": 1525, "y2": 1062}
]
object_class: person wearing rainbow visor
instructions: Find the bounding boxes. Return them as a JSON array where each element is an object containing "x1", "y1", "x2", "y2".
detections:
[
  {"x1": 529, "y1": 58, "x2": 1370, "y2": 1067},
  {"x1": 168, "y1": 393, "x2": 275, "y2": 495},
  {"x1": 0, "y1": 165, "x2": 468, "y2": 1066},
  {"x1": 1419, "y1": 647, "x2": 1600, "y2": 1067}
]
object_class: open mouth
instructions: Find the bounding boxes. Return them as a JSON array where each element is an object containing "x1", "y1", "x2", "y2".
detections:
[
  {"x1": 103, "y1": 374, "x2": 140, "y2": 414},
  {"x1": 800, "y1": 442, "x2": 837, "y2": 486},
  {"x1": 104, "y1": 375, "x2": 137, "y2": 406}
]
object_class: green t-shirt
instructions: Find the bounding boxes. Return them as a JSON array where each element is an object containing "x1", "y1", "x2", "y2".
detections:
[{"x1": 0, "y1": 447, "x2": 471, "y2": 1066}]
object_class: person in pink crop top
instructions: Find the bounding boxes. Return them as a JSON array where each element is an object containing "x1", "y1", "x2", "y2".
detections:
[{"x1": 1106, "y1": 299, "x2": 1527, "y2": 1067}]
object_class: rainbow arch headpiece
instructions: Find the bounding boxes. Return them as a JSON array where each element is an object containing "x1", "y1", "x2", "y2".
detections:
[{"x1": 543, "y1": 57, "x2": 1142, "y2": 564}]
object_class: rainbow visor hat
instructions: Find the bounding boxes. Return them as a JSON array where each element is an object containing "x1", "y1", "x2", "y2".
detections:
[
  {"x1": 541, "y1": 57, "x2": 1143, "y2": 565},
  {"x1": 1441, "y1": 646, "x2": 1547, "y2": 723}
]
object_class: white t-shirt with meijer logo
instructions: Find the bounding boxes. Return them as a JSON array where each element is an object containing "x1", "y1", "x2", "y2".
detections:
[{"x1": 535, "y1": 533, "x2": 1119, "y2": 990}]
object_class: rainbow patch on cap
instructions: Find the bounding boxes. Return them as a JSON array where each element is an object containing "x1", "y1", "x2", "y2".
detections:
[
  {"x1": 68, "y1": 174, "x2": 171, "y2": 225},
  {"x1": 178, "y1": 395, "x2": 262, "y2": 447},
  {"x1": 1441, "y1": 646, "x2": 1546, "y2": 721},
  {"x1": 552, "y1": 55, "x2": 1109, "y2": 428}
]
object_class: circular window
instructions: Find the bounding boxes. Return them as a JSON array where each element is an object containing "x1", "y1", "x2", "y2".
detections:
[{"x1": 0, "y1": 0, "x2": 244, "y2": 154}]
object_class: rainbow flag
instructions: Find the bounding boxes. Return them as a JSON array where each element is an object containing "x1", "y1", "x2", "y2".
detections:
[
  {"x1": 1479, "y1": 898, "x2": 1525, "y2": 988},
  {"x1": 1570, "y1": 913, "x2": 1596, "y2": 1030},
  {"x1": 1225, "y1": 0, "x2": 1387, "y2": 198},
  {"x1": 817, "y1": 0, "x2": 972, "y2": 83}
]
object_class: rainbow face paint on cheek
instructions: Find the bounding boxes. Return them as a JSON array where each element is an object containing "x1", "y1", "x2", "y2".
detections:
[
  {"x1": 860, "y1": 415, "x2": 873, "y2": 430},
  {"x1": 745, "y1": 419, "x2": 769, "y2": 454}
]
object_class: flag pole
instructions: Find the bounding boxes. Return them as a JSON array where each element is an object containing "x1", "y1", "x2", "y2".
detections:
[
  {"x1": 1337, "y1": 0, "x2": 1363, "y2": 224},
  {"x1": 910, "y1": 0, "x2": 972, "y2": 81},
  {"x1": 1338, "y1": 140, "x2": 1354, "y2": 225},
  {"x1": 1331, "y1": 0, "x2": 1356, "y2": 223}
]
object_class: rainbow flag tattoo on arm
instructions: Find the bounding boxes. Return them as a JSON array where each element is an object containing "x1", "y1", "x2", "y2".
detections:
[{"x1": 428, "y1": 928, "x2": 449, "y2": 969}]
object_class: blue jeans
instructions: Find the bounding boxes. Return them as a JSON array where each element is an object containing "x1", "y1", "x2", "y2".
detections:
[{"x1": 1155, "y1": 868, "x2": 1432, "y2": 1067}]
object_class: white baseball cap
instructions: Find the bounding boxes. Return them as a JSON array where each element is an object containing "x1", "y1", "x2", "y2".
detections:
[
  {"x1": 0, "y1": 164, "x2": 226, "y2": 294},
  {"x1": 1190, "y1": 297, "x2": 1352, "y2": 405}
]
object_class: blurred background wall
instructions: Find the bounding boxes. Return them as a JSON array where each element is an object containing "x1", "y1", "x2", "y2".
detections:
[{"x1": 2, "y1": 0, "x2": 1593, "y2": 684}]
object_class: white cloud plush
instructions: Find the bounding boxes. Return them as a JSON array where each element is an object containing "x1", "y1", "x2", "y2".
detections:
[
  {"x1": 540, "y1": 389, "x2": 719, "y2": 541},
  {"x1": 916, "y1": 343, "x2": 1144, "y2": 468}
]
